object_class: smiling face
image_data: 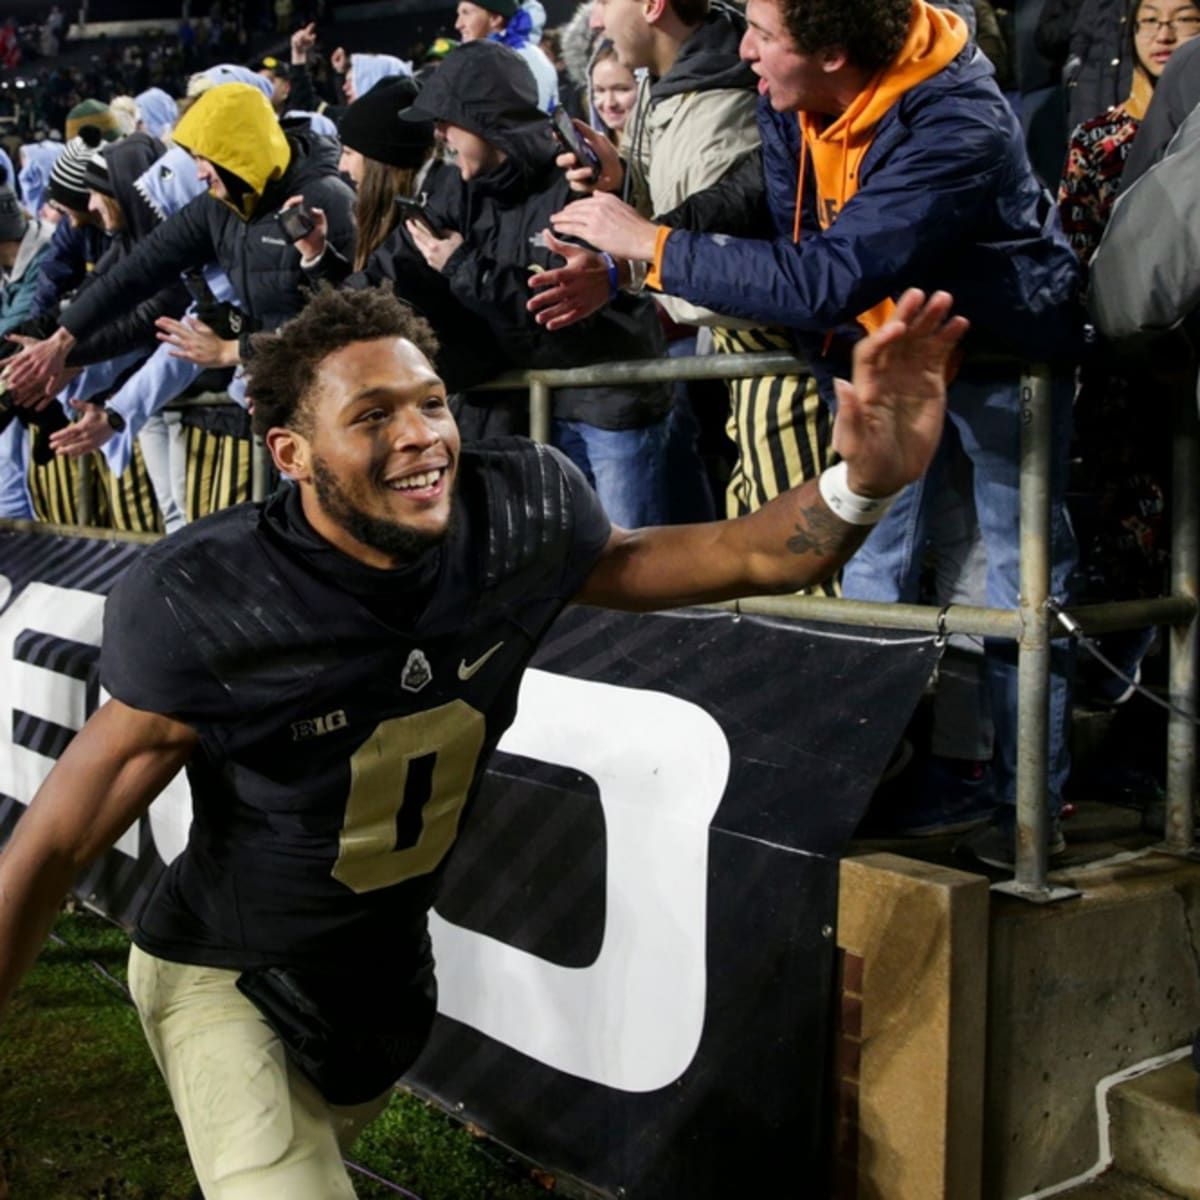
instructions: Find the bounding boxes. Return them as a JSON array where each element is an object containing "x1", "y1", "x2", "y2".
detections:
[
  {"x1": 273, "y1": 337, "x2": 460, "y2": 569},
  {"x1": 455, "y1": 1, "x2": 504, "y2": 42},
  {"x1": 591, "y1": 54, "x2": 638, "y2": 131},
  {"x1": 1132, "y1": 0, "x2": 1200, "y2": 77}
]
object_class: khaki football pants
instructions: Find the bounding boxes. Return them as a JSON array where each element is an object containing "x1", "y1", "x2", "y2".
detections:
[{"x1": 128, "y1": 944, "x2": 391, "y2": 1198}]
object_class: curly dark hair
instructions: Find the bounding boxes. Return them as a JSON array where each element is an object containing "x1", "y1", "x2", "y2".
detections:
[
  {"x1": 779, "y1": 0, "x2": 912, "y2": 73},
  {"x1": 246, "y1": 286, "x2": 440, "y2": 439}
]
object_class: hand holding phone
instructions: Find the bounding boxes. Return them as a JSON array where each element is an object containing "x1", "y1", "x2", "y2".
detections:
[
  {"x1": 277, "y1": 202, "x2": 316, "y2": 243},
  {"x1": 551, "y1": 107, "x2": 601, "y2": 185},
  {"x1": 395, "y1": 195, "x2": 442, "y2": 239}
]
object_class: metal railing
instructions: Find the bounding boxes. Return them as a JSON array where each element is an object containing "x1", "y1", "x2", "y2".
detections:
[
  {"x1": 9, "y1": 351, "x2": 1198, "y2": 898},
  {"x1": 472, "y1": 352, "x2": 1200, "y2": 900}
]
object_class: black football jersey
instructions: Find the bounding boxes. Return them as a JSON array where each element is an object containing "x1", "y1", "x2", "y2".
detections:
[{"x1": 100, "y1": 441, "x2": 611, "y2": 979}]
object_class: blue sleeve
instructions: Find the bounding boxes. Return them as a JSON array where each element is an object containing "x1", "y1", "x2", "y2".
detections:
[
  {"x1": 31, "y1": 220, "x2": 86, "y2": 318},
  {"x1": 657, "y1": 91, "x2": 1014, "y2": 330}
]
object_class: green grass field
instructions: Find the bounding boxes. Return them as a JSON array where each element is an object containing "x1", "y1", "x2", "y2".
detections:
[{"x1": 0, "y1": 907, "x2": 554, "y2": 1200}]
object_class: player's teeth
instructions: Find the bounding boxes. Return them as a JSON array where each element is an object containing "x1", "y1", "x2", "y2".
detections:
[{"x1": 393, "y1": 469, "x2": 441, "y2": 490}]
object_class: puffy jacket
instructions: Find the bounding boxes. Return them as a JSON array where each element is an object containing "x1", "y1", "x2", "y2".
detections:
[
  {"x1": 1064, "y1": 0, "x2": 1132, "y2": 133},
  {"x1": 60, "y1": 84, "x2": 355, "y2": 343},
  {"x1": 656, "y1": 43, "x2": 1081, "y2": 386},
  {"x1": 406, "y1": 41, "x2": 668, "y2": 429},
  {"x1": 625, "y1": 3, "x2": 762, "y2": 327}
]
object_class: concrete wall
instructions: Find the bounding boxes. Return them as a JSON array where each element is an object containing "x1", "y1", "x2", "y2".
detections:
[{"x1": 984, "y1": 853, "x2": 1200, "y2": 1198}]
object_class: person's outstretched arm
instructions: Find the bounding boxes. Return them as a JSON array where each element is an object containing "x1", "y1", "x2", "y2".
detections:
[
  {"x1": 0, "y1": 699, "x2": 196, "y2": 1015},
  {"x1": 577, "y1": 288, "x2": 967, "y2": 610}
]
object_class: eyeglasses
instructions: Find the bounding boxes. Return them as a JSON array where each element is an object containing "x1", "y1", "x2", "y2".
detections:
[{"x1": 1134, "y1": 14, "x2": 1200, "y2": 34}]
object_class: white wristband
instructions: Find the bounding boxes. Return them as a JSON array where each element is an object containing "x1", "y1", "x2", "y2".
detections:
[{"x1": 817, "y1": 461, "x2": 899, "y2": 526}]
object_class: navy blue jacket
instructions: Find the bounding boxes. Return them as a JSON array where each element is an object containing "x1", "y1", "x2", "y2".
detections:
[{"x1": 656, "y1": 46, "x2": 1082, "y2": 383}]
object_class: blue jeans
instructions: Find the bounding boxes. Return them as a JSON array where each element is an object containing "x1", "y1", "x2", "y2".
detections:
[
  {"x1": 0, "y1": 419, "x2": 32, "y2": 519},
  {"x1": 551, "y1": 417, "x2": 670, "y2": 528},
  {"x1": 841, "y1": 371, "x2": 1077, "y2": 812}
]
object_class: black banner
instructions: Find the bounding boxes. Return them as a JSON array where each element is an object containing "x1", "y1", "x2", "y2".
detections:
[{"x1": 0, "y1": 529, "x2": 939, "y2": 1198}]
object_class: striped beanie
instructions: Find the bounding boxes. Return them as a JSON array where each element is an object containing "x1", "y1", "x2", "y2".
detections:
[{"x1": 48, "y1": 130, "x2": 102, "y2": 212}]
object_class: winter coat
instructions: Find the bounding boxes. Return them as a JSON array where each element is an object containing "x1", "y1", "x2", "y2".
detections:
[
  {"x1": 305, "y1": 162, "x2": 509, "y2": 395},
  {"x1": 654, "y1": 43, "x2": 1081, "y2": 392},
  {"x1": 624, "y1": 3, "x2": 761, "y2": 327},
  {"x1": 1063, "y1": 0, "x2": 1132, "y2": 133},
  {"x1": 59, "y1": 84, "x2": 355, "y2": 344},
  {"x1": 405, "y1": 41, "x2": 669, "y2": 429},
  {"x1": 66, "y1": 132, "x2": 192, "y2": 367}
]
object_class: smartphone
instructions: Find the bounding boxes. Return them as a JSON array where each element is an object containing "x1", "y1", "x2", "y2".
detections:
[
  {"x1": 395, "y1": 195, "x2": 442, "y2": 238},
  {"x1": 182, "y1": 269, "x2": 216, "y2": 307},
  {"x1": 551, "y1": 106, "x2": 600, "y2": 182},
  {"x1": 277, "y1": 203, "x2": 316, "y2": 243}
]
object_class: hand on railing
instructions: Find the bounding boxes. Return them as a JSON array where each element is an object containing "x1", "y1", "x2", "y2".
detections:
[{"x1": 48, "y1": 400, "x2": 113, "y2": 458}]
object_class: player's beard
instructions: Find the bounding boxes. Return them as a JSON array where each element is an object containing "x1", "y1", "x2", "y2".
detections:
[{"x1": 311, "y1": 455, "x2": 455, "y2": 563}]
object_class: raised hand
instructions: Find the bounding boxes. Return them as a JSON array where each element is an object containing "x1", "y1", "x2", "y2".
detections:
[{"x1": 833, "y1": 288, "x2": 968, "y2": 498}]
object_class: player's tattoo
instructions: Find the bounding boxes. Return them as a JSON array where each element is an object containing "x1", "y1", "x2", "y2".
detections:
[{"x1": 785, "y1": 502, "x2": 862, "y2": 558}]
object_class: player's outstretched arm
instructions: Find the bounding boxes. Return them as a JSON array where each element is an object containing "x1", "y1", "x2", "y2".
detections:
[
  {"x1": 577, "y1": 289, "x2": 968, "y2": 611},
  {"x1": 0, "y1": 699, "x2": 196, "y2": 1015}
]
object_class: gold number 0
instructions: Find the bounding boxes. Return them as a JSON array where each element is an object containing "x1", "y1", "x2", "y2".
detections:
[{"x1": 332, "y1": 699, "x2": 487, "y2": 894}]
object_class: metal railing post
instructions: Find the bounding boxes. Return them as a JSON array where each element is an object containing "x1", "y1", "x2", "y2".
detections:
[
  {"x1": 1014, "y1": 366, "x2": 1052, "y2": 892},
  {"x1": 529, "y1": 379, "x2": 552, "y2": 445},
  {"x1": 77, "y1": 453, "x2": 95, "y2": 527},
  {"x1": 1165, "y1": 380, "x2": 1199, "y2": 851},
  {"x1": 251, "y1": 436, "x2": 270, "y2": 504}
]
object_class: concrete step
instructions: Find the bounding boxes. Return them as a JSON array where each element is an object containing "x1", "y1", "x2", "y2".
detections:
[
  {"x1": 1053, "y1": 1169, "x2": 1184, "y2": 1199},
  {"x1": 1109, "y1": 1060, "x2": 1200, "y2": 1199}
]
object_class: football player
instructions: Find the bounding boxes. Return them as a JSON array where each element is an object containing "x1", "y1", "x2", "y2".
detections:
[{"x1": 0, "y1": 283, "x2": 964, "y2": 1197}]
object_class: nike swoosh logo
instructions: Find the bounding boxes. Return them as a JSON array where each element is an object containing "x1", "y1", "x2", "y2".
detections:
[{"x1": 458, "y1": 641, "x2": 504, "y2": 681}]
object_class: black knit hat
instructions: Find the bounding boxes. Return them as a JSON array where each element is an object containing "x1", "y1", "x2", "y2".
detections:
[
  {"x1": 337, "y1": 76, "x2": 434, "y2": 169},
  {"x1": 476, "y1": 0, "x2": 518, "y2": 15},
  {"x1": 82, "y1": 146, "x2": 114, "y2": 197},
  {"x1": 0, "y1": 185, "x2": 26, "y2": 242},
  {"x1": 48, "y1": 129, "x2": 103, "y2": 213}
]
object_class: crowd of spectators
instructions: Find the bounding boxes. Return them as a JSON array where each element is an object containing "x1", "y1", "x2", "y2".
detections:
[{"x1": 0, "y1": 0, "x2": 1193, "y2": 866}]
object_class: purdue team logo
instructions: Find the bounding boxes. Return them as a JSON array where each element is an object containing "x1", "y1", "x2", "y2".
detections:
[{"x1": 401, "y1": 649, "x2": 433, "y2": 693}]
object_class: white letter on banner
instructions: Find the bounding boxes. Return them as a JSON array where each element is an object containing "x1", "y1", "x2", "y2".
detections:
[
  {"x1": 0, "y1": 581, "x2": 105, "y2": 810},
  {"x1": 0, "y1": 580, "x2": 192, "y2": 866},
  {"x1": 429, "y1": 668, "x2": 730, "y2": 1093}
]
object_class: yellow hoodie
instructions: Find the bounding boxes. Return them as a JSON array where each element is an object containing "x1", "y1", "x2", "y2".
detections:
[
  {"x1": 173, "y1": 83, "x2": 291, "y2": 220},
  {"x1": 801, "y1": 1, "x2": 967, "y2": 333}
]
